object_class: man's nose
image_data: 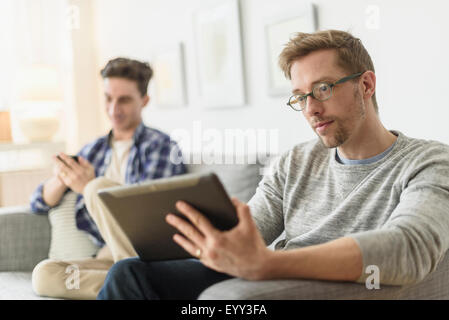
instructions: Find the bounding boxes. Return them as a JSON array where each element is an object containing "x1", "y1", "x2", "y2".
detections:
[
  {"x1": 304, "y1": 96, "x2": 324, "y2": 117},
  {"x1": 109, "y1": 101, "x2": 120, "y2": 115}
]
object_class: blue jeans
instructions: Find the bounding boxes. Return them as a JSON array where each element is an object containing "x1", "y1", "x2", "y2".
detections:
[{"x1": 97, "y1": 257, "x2": 232, "y2": 300}]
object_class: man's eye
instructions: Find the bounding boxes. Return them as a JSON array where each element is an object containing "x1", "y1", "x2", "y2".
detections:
[{"x1": 292, "y1": 96, "x2": 305, "y2": 103}]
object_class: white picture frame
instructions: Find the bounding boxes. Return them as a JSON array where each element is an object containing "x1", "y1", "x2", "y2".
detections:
[
  {"x1": 152, "y1": 43, "x2": 187, "y2": 108},
  {"x1": 193, "y1": 0, "x2": 245, "y2": 109},
  {"x1": 265, "y1": 4, "x2": 317, "y2": 96}
]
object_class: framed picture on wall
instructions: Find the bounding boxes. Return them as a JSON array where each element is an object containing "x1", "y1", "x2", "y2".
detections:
[
  {"x1": 265, "y1": 3, "x2": 317, "y2": 96},
  {"x1": 152, "y1": 43, "x2": 187, "y2": 108},
  {"x1": 193, "y1": 0, "x2": 245, "y2": 109}
]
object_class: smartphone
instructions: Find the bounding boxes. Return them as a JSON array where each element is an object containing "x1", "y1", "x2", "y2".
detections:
[{"x1": 56, "y1": 155, "x2": 79, "y2": 166}]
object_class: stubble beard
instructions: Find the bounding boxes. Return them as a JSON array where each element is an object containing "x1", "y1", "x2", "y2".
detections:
[
  {"x1": 318, "y1": 122, "x2": 347, "y2": 148},
  {"x1": 317, "y1": 88, "x2": 366, "y2": 149}
]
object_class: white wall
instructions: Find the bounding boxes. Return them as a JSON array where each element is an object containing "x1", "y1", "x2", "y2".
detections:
[{"x1": 92, "y1": 0, "x2": 449, "y2": 155}]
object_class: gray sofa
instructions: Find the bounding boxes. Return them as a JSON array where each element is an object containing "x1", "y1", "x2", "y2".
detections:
[{"x1": 1, "y1": 161, "x2": 448, "y2": 299}]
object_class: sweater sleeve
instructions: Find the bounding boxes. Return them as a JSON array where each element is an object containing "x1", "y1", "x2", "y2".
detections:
[
  {"x1": 349, "y1": 146, "x2": 449, "y2": 285},
  {"x1": 247, "y1": 153, "x2": 288, "y2": 247}
]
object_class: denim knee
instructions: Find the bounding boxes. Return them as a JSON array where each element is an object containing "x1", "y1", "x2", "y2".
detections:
[{"x1": 97, "y1": 257, "x2": 146, "y2": 300}]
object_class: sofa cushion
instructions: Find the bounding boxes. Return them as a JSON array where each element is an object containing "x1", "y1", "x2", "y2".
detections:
[
  {"x1": 0, "y1": 206, "x2": 50, "y2": 272},
  {"x1": 186, "y1": 163, "x2": 263, "y2": 203},
  {"x1": 0, "y1": 272, "x2": 58, "y2": 300}
]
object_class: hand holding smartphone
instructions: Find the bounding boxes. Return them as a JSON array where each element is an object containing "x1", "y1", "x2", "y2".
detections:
[
  {"x1": 55, "y1": 153, "x2": 95, "y2": 194},
  {"x1": 56, "y1": 155, "x2": 79, "y2": 166}
]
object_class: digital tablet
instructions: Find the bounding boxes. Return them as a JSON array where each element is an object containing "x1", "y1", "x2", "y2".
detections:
[{"x1": 97, "y1": 172, "x2": 238, "y2": 261}]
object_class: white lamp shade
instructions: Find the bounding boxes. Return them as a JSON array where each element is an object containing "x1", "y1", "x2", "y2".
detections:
[{"x1": 19, "y1": 116, "x2": 60, "y2": 142}]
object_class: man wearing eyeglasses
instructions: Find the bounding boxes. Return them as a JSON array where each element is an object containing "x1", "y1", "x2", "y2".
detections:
[{"x1": 98, "y1": 30, "x2": 449, "y2": 300}]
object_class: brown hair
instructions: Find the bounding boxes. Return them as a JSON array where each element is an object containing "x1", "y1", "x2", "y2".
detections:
[
  {"x1": 100, "y1": 57, "x2": 153, "y2": 96},
  {"x1": 279, "y1": 30, "x2": 378, "y2": 113}
]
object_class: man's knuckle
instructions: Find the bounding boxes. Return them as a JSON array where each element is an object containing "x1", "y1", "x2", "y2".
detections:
[
  {"x1": 207, "y1": 248, "x2": 218, "y2": 260},
  {"x1": 178, "y1": 223, "x2": 188, "y2": 234},
  {"x1": 186, "y1": 227, "x2": 196, "y2": 238},
  {"x1": 211, "y1": 236, "x2": 225, "y2": 248}
]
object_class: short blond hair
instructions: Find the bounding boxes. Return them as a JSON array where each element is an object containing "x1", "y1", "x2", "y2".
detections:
[{"x1": 279, "y1": 30, "x2": 378, "y2": 113}]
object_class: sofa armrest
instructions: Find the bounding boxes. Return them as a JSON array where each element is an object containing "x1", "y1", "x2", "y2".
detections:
[
  {"x1": 0, "y1": 206, "x2": 51, "y2": 271},
  {"x1": 198, "y1": 250, "x2": 449, "y2": 300},
  {"x1": 197, "y1": 277, "x2": 404, "y2": 300}
]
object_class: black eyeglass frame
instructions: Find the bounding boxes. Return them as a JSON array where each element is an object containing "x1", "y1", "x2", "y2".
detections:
[{"x1": 286, "y1": 72, "x2": 364, "y2": 111}]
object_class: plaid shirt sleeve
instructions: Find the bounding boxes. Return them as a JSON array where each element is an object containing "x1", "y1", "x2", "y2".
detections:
[
  {"x1": 149, "y1": 139, "x2": 186, "y2": 179},
  {"x1": 29, "y1": 182, "x2": 51, "y2": 214},
  {"x1": 137, "y1": 131, "x2": 186, "y2": 181}
]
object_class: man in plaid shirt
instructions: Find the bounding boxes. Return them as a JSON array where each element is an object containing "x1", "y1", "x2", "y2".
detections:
[
  {"x1": 30, "y1": 122, "x2": 185, "y2": 247},
  {"x1": 30, "y1": 58, "x2": 186, "y2": 299}
]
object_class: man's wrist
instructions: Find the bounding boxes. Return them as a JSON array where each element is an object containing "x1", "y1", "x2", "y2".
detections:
[
  {"x1": 42, "y1": 176, "x2": 68, "y2": 207},
  {"x1": 51, "y1": 175, "x2": 67, "y2": 191},
  {"x1": 255, "y1": 249, "x2": 280, "y2": 280}
]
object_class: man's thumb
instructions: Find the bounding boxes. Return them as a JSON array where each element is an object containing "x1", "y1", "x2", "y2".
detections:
[{"x1": 78, "y1": 156, "x2": 89, "y2": 167}]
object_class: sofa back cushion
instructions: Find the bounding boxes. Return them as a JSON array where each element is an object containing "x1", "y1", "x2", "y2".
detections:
[{"x1": 185, "y1": 162, "x2": 263, "y2": 203}]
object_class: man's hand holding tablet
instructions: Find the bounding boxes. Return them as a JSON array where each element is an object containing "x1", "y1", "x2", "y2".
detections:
[{"x1": 166, "y1": 198, "x2": 272, "y2": 280}]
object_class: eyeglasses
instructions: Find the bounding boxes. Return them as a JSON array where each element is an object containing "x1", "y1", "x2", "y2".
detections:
[{"x1": 286, "y1": 72, "x2": 363, "y2": 112}]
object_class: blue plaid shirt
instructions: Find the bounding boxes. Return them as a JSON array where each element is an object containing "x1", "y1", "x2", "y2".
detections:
[{"x1": 30, "y1": 122, "x2": 186, "y2": 246}]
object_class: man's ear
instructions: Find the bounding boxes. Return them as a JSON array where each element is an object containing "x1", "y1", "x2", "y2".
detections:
[
  {"x1": 361, "y1": 71, "x2": 376, "y2": 100},
  {"x1": 142, "y1": 95, "x2": 150, "y2": 108}
]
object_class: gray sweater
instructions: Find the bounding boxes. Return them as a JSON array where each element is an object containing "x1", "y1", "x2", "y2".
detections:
[{"x1": 248, "y1": 131, "x2": 449, "y2": 285}]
